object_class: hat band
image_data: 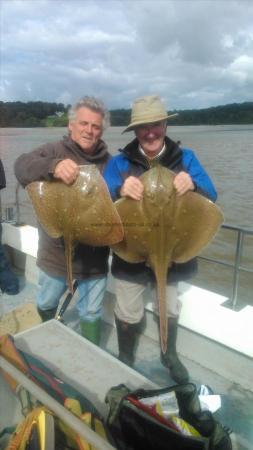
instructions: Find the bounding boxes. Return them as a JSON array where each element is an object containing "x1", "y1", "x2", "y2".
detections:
[{"x1": 131, "y1": 112, "x2": 168, "y2": 124}]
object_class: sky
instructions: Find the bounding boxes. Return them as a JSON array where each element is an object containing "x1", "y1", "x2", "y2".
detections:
[{"x1": 1, "y1": 0, "x2": 253, "y2": 110}]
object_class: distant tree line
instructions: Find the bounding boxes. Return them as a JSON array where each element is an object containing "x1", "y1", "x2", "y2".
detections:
[
  {"x1": 0, "y1": 100, "x2": 252, "y2": 127},
  {"x1": 169, "y1": 102, "x2": 253, "y2": 125},
  {"x1": 0, "y1": 101, "x2": 68, "y2": 127}
]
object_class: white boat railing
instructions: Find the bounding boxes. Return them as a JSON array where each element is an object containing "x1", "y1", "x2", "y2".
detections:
[
  {"x1": 198, "y1": 223, "x2": 253, "y2": 309},
  {"x1": 1, "y1": 183, "x2": 253, "y2": 311}
]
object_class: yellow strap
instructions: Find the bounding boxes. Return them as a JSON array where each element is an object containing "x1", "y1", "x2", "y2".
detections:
[
  {"x1": 6, "y1": 407, "x2": 51, "y2": 450},
  {"x1": 6, "y1": 399, "x2": 108, "y2": 450}
]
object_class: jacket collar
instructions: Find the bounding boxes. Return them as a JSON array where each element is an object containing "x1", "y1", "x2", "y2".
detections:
[
  {"x1": 121, "y1": 136, "x2": 182, "y2": 169},
  {"x1": 63, "y1": 135, "x2": 110, "y2": 162}
]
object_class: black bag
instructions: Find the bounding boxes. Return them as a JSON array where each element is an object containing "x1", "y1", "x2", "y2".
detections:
[{"x1": 105, "y1": 383, "x2": 232, "y2": 450}]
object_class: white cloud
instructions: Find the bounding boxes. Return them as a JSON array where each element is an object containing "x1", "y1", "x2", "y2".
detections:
[
  {"x1": 1, "y1": 0, "x2": 253, "y2": 109},
  {"x1": 230, "y1": 55, "x2": 253, "y2": 80}
]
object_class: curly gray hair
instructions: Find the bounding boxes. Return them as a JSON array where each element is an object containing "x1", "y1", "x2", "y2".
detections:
[{"x1": 68, "y1": 96, "x2": 110, "y2": 130}]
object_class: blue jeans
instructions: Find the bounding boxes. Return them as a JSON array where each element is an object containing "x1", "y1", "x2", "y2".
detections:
[{"x1": 37, "y1": 270, "x2": 107, "y2": 322}]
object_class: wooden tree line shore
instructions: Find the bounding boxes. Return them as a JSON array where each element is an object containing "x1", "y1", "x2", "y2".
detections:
[{"x1": 0, "y1": 100, "x2": 252, "y2": 127}]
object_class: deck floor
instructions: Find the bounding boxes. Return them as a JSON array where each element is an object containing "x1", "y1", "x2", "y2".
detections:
[{"x1": 0, "y1": 277, "x2": 252, "y2": 450}]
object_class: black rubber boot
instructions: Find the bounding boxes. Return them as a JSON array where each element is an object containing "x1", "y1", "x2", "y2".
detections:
[
  {"x1": 37, "y1": 306, "x2": 58, "y2": 322},
  {"x1": 0, "y1": 244, "x2": 19, "y2": 295},
  {"x1": 115, "y1": 316, "x2": 143, "y2": 367},
  {"x1": 160, "y1": 317, "x2": 189, "y2": 384}
]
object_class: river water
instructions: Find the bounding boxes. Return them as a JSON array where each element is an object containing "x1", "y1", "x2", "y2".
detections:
[{"x1": 0, "y1": 125, "x2": 252, "y2": 308}]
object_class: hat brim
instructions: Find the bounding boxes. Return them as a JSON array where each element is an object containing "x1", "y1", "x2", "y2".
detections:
[{"x1": 122, "y1": 113, "x2": 178, "y2": 133}]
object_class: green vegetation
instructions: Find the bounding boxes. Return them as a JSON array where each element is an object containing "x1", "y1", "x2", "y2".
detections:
[
  {"x1": 45, "y1": 112, "x2": 68, "y2": 127},
  {"x1": 0, "y1": 100, "x2": 252, "y2": 127},
  {"x1": 110, "y1": 109, "x2": 131, "y2": 126},
  {"x1": 0, "y1": 101, "x2": 68, "y2": 127},
  {"x1": 168, "y1": 102, "x2": 253, "y2": 125}
]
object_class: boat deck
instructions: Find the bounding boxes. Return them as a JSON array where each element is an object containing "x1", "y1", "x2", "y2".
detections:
[{"x1": 0, "y1": 276, "x2": 252, "y2": 449}]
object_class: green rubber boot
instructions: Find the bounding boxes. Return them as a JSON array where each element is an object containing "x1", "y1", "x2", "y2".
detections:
[{"x1": 80, "y1": 319, "x2": 101, "y2": 345}]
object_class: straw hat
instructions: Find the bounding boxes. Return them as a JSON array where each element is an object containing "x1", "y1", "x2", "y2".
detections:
[{"x1": 123, "y1": 95, "x2": 178, "y2": 133}]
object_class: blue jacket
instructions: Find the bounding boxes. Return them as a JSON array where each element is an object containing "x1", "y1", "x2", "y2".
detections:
[
  {"x1": 104, "y1": 137, "x2": 217, "y2": 283},
  {"x1": 104, "y1": 137, "x2": 217, "y2": 202}
]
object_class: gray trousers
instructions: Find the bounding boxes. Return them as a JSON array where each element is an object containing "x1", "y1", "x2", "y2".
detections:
[{"x1": 114, "y1": 278, "x2": 181, "y2": 324}]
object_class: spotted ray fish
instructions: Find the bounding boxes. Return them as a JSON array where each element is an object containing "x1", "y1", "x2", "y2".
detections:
[
  {"x1": 27, "y1": 165, "x2": 124, "y2": 292},
  {"x1": 111, "y1": 166, "x2": 224, "y2": 353}
]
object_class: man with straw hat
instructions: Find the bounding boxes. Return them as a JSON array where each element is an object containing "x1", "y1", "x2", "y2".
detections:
[{"x1": 104, "y1": 95, "x2": 217, "y2": 383}]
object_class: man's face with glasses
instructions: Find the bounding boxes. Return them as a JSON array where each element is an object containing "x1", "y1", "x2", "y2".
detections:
[{"x1": 135, "y1": 120, "x2": 167, "y2": 158}]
